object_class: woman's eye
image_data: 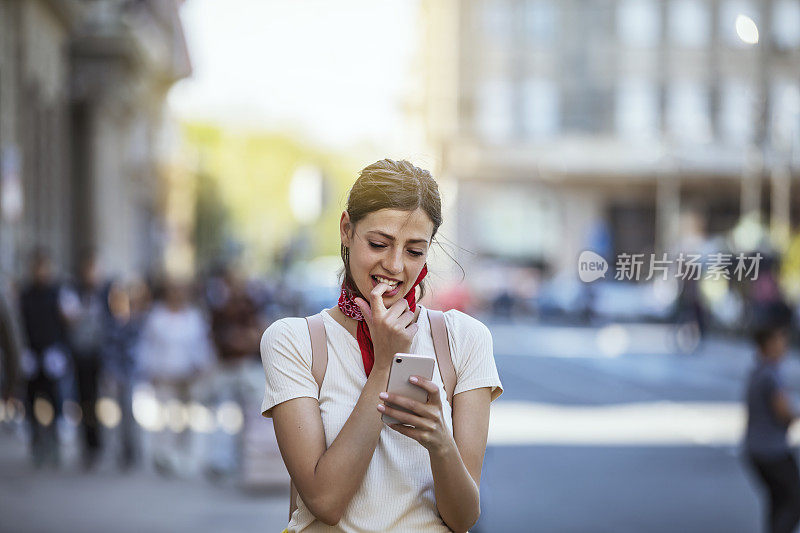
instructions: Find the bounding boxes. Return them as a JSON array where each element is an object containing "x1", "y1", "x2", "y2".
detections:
[{"x1": 368, "y1": 241, "x2": 422, "y2": 257}]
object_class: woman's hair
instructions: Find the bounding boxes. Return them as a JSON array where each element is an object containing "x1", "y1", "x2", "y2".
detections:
[{"x1": 340, "y1": 159, "x2": 443, "y2": 299}]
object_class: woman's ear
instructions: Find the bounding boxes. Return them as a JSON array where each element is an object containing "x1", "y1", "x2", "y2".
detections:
[{"x1": 340, "y1": 211, "x2": 352, "y2": 246}]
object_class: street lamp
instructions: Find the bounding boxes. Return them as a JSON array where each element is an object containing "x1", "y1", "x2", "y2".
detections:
[
  {"x1": 735, "y1": 14, "x2": 759, "y2": 45},
  {"x1": 289, "y1": 165, "x2": 324, "y2": 225}
]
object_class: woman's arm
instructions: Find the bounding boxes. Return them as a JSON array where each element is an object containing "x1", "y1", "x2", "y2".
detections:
[
  {"x1": 379, "y1": 382, "x2": 491, "y2": 532},
  {"x1": 271, "y1": 283, "x2": 418, "y2": 526},
  {"x1": 272, "y1": 362, "x2": 391, "y2": 525},
  {"x1": 431, "y1": 387, "x2": 490, "y2": 532}
]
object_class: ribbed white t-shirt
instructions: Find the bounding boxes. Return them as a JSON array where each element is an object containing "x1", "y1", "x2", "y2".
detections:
[{"x1": 260, "y1": 305, "x2": 503, "y2": 532}]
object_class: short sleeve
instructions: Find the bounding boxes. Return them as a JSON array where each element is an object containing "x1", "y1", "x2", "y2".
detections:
[
  {"x1": 763, "y1": 367, "x2": 783, "y2": 399},
  {"x1": 260, "y1": 317, "x2": 319, "y2": 418},
  {"x1": 445, "y1": 310, "x2": 503, "y2": 402}
]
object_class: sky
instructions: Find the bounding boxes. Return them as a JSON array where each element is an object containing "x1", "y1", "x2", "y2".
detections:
[{"x1": 168, "y1": 0, "x2": 421, "y2": 150}]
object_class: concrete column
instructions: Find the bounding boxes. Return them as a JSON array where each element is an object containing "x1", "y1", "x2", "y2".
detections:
[
  {"x1": 770, "y1": 164, "x2": 791, "y2": 250},
  {"x1": 656, "y1": 173, "x2": 680, "y2": 254},
  {"x1": 741, "y1": 145, "x2": 763, "y2": 221}
]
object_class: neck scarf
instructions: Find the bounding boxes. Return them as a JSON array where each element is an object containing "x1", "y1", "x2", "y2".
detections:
[{"x1": 337, "y1": 264, "x2": 428, "y2": 377}]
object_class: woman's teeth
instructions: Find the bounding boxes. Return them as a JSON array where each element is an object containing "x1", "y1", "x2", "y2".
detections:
[{"x1": 373, "y1": 276, "x2": 400, "y2": 287}]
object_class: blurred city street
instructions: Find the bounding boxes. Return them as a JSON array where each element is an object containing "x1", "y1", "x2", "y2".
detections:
[
  {"x1": 2, "y1": 0, "x2": 800, "y2": 531},
  {"x1": 4, "y1": 319, "x2": 799, "y2": 532},
  {"x1": 475, "y1": 319, "x2": 800, "y2": 532},
  {"x1": 0, "y1": 426, "x2": 289, "y2": 533}
]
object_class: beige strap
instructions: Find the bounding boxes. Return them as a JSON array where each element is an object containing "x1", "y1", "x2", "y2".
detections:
[
  {"x1": 290, "y1": 313, "x2": 328, "y2": 521},
  {"x1": 429, "y1": 309, "x2": 456, "y2": 407},
  {"x1": 306, "y1": 313, "x2": 328, "y2": 389}
]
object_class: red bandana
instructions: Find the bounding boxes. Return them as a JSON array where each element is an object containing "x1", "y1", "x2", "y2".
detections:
[{"x1": 338, "y1": 264, "x2": 428, "y2": 377}]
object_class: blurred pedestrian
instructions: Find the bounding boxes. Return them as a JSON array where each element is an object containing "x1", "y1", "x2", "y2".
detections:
[
  {"x1": 749, "y1": 256, "x2": 793, "y2": 331},
  {"x1": 205, "y1": 265, "x2": 261, "y2": 479},
  {"x1": 137, "y1": 277, "x2": 214, "y2": 476},
  {"x1": 743, "y1": 322, "x2": 800, "y2": 533},
  {"x1": 61, "y1": 251, "x2": 109, "y2": 469},
  {"x1": 675, "y1": 277, "x2": 706, "y2": 346},
  {"x1": 209, "y1": 266, "x2": 261, "y2": 365},
  {"x1": 103, "y1": 278, "x2": 150, "y2": 470},
  {"x1": 18, "y1": 249, "x2": 69, "y2": 467}
]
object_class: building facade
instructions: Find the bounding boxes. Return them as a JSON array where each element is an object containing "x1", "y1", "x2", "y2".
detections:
[
  {"x1": 0, "y1": 0, "x2": 190, "y2": 279},
  {"x1": 420, "y1": 0, "x2": 800, "y2": 276}
]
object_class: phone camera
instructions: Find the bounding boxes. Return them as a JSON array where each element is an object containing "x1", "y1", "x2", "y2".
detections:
[{"x1": 396, "y1": 358, "x2": 402, "y2": 363}]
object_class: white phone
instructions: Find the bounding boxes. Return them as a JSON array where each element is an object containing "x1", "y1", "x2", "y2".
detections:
[{"x1": 381, "y1": 353, "x2": 436, "y2": 426}]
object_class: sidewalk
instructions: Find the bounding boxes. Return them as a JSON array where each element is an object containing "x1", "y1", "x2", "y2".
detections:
[{"x1": 0, "y1": 429, "x2": 288, "y2": 533}]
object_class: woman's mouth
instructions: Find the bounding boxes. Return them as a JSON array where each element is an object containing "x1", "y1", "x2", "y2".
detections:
[{"x1": 371, "y1": 275, "x2": 402, "y2": 296}]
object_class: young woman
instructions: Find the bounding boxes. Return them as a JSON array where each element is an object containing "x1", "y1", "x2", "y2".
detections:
[{"x1": 260, "y1": 159, "x2": 503, "y2": 532}]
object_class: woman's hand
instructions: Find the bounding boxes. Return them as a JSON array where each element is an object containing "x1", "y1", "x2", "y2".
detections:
[
  {"x1": 354, "y1": 284, "x2": 418, "y2": 370},
  {"x1": 377, "y1": 376, "x2": 454, "y2": 455}
]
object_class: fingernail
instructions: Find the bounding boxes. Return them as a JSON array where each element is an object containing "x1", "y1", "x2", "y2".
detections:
[
  {"x1": 409, "y1": 376, "x2": 418, "y2": 383},
  {"x1": 379, "y1": 392, "x2": 388, "y2": 399},
  {"x1": 377, "y1": 404, "x2": 385, "y2": 411}
]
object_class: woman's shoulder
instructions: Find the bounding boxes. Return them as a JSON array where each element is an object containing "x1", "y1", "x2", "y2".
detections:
[
  {"x1": 259, "y1": 316, "x2": 313, "y2": 365},
  {"x1": 260, "y1": 316, "x2": 310, "y2": 344},
  {"x1": 440, "y1": 307, "x2": 491, "y2": 341}
]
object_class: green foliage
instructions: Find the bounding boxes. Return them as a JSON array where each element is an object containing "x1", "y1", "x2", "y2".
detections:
[{"x1": 181, "y1": 121, "x2": 359, "y2": 274}]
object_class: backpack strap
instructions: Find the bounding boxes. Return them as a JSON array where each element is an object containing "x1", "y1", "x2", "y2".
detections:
[
  {"x1": 306, "y1": 313, "x2": 328, "y2": 389},
  {"x1": 428, "y1": 309, "x2": 456, "y2": 407},
  {"x1": 290, "y1": 313, "x2": 328, "y2": 521}
]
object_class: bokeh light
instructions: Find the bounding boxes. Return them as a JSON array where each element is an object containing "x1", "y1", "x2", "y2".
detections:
[{"x1": 735, "y1": 14, "x2": 759, "y2": 44}]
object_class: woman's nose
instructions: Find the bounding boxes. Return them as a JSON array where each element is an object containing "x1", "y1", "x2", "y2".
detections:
[{"x1": 383, "y1": 249, "x2": 404, "y2": 274}]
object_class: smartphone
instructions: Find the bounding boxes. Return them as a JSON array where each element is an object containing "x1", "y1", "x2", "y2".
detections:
[{"x1": 381, "y1": 353, "x2": 436, "y2": 426}]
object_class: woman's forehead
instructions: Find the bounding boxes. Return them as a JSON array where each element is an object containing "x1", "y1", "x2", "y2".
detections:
[{"x1": 359, "y1": 208, "x2": 434, "y2": 240}]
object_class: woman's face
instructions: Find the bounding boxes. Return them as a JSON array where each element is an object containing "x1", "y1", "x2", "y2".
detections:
[{"x1": 341, "y1": 208, "x2": 434, "y2": 307}]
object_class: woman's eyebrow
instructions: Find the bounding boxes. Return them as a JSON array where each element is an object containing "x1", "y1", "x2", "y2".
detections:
[{"x1": 366, "y1": 230, "x2": 428, "y2": 245}]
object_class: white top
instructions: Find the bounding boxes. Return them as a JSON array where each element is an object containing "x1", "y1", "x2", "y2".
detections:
[
  {"x1": 137, "y1": 304, "x2": 214, "y2": 380},
  {"x1": 260, "y1": 305, "x2": 503, "y2": 533}
]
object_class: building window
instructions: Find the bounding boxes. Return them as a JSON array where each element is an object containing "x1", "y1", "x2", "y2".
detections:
[
  {"x1": 617, "y1": 0, "x2": 660, "y2": 48},
  {"x1": 720, "y1": 80, "x2": 754, "y2": 145},
  {"x1": 669, "y1": 0, "x2": 710, "y2": 47},
  {"x1": 476, "y1": 78, "x2": 514, "y2": 143},
  {"x1": 720, "y1": 0, "x2": 759, "y2": 47},
  {"x1": 473, "y1": 186, "x2": 561, "y2": 260},
  {"x1": 523, "y1": 0, "x2": 556, "y2": 47},
  {"x1": 771, "y1": 80, "x2": 800, "y2": 141},
  {"x1": 479, "y1": 0, "x2": 514, "y2": 49},
  {"x1": 667, "y1": 81, "x2": 712, "y2": 142},
  {"x1": 522, "y1": 78, "x2": 558, "y2": 139},
  {"x1": 773, "y1": 0, "x2": 800, "y2": 49},
  {"x1": 616, "y1": 78, "x2": 658, "y2": 140}
]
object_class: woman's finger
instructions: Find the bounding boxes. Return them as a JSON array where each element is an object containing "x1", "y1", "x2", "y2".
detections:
[
  {"x1": 380, "y1": 392, "x2": 432, "y2": 417},
  {"x1": 385, "y1": 297, "x2": 410, "y2": 321},
  {"x1": 387, "y1": 423, "x2": 422, "y2": 441},
  {"x1": 409, "y1": 376, "x2": 442, "y2": 405},
  {"x1": 396, "y1": 309, "x2": 415, "y2": 329},
  {"x1": 368, "y1": 283, "x2": 390, "y2": 316},
  {"x1": 377, "y1": 404, "x2": 435, "y2": 431},
  {"x1": 353, "y1": 297, "x2": 373, "y2": 324}
]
